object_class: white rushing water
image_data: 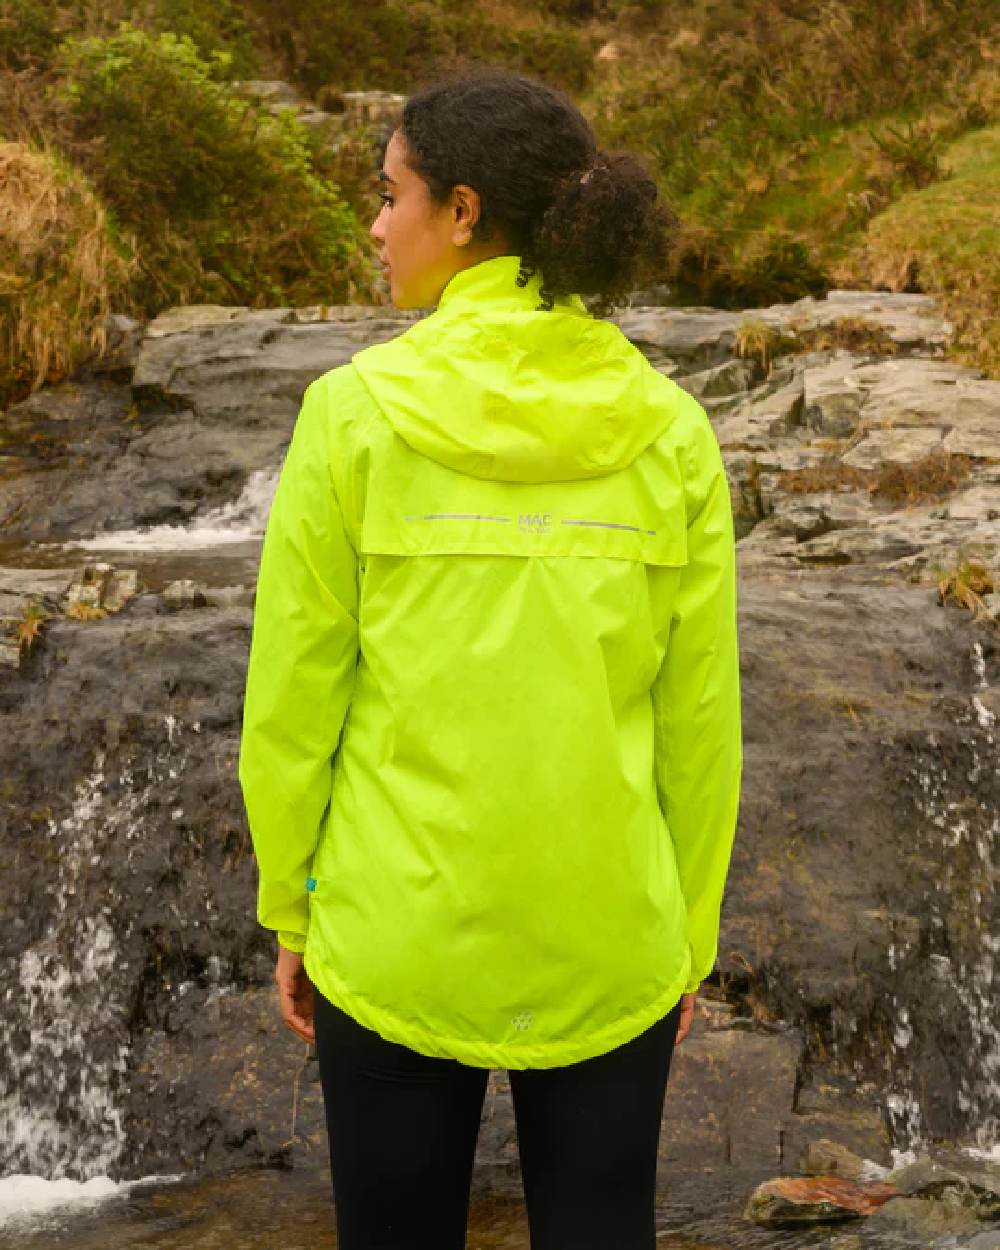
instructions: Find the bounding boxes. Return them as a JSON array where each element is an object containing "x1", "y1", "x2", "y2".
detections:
[
  {"x1": 68, "y1": 466, "x2": 278, "y2": 552},
  {"x1": 0, "y1": 717, "x2": 198, "y2": 1189},
  {"x1": 0, "y1": 1172, "x2": 183, "y2": 1229},
  {"x1": 0, "y1": 756, "x2": 130, "y2": 1180},
  {"x1": 885, "y1": 641, "x2": 999, "y2": 1153}
]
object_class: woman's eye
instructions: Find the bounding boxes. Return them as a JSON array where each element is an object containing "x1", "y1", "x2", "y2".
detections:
[{"x1": 377, "y1": 193, "x2": 394, "y2": 207}]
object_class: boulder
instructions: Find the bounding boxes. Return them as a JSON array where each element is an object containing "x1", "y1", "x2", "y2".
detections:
[
  {"x1": 799, "y1": 1138, "x2": 869, "y2": 1181},
  {"x1": 842, "y1": 425, "x2": 946, "y2": 468},
  {"x1": 745, "y1": 1175, "x2": 900, "y2": 1226},
  {"x1": 802, "y1": 357, "x2": 869, "y2": 436}
]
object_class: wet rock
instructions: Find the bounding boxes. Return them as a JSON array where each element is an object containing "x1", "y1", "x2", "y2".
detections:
[
  {"x1": 745, "y1": 1175, "x2": 900, "y2": 1226},
  {"x1": 725, "y1": 567, "x2": 1000, "y2": 1145},
  {"x1": 784, "y1": 1072, "x2": 891, "y2": 1181},
  {"x1": 656, "y1": 1019, "x2": 804, "y2": 1207},
  {"x1": 162, "y1": 579, "x2": 208, "y2": 610},
  {"x1": 889, "y1": 1157, "x2": 1000, "y2": 1216},
  {"x1": 865, "y1": 1194, "x2": 985, "y2": 1238},
  {"x1": 130, "y1": 987, "x2": 328, "y2": 1171},
  {"x1": 65, "y1": 563, "x2": 140, "y2": 617},
  {"x1": 800, "y1": 1139, "x2": 868, "y2": 1181}
]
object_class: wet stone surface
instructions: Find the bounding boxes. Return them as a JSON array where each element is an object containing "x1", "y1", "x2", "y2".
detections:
[{"x1": 1, "y1": 285, "x2": 998, "y2": 1246}]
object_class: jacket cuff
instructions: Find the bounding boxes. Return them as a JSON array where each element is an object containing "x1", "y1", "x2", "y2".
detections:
[{"x1": 277, "y1": 930, "x2": 307, "y2": 954}]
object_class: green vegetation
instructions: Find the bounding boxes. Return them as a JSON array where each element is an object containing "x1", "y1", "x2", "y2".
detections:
[
  {"x1": 243, "y1": 0, "x2": 593, "y2": 95},
  {"x1": 934, "y1": 555, "x2": 996, "y2": 624},
  {"x1": 839, "y1": 124, "x2": 1000, "y2": 378},
  {"x1": 57, "y1": 27, "x2": 370, "y2": 310},
  {"x1": 591, "y1": 2, "x2": 997, "y2": 327},
  {"x1": 0, "y1": 0, "x2": 997, "y2": 406},
  {"x1": 0, "y1": 140, "x2": 133, "y2": 408}
]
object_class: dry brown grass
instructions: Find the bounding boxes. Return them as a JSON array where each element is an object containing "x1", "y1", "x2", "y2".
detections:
[
  {"x1": 15, "y1": 600, "x2": 49, "y2": 657},
  {"x1": 778, "y1": 449, "x2": 974, "y2": 505},
  {"x1": 791, "y1": 315, "x2": 901, "y2": 358},
  {"x1": 935, "y1": 557, "x2": 995, "y2": 620},
  {"x1": 0, "y1": 140, "x2": 134, "y2": 406}
]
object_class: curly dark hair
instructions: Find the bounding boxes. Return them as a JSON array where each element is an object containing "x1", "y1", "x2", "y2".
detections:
[{"x1": 380, "y1": 66, "x2": 677, "y2": 318}]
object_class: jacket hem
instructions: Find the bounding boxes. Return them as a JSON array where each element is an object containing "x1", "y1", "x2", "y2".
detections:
[{"x1": 302, "y1": 947, "x2": 691, "y2": 1070}]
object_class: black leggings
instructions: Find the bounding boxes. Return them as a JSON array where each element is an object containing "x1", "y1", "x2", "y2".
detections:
[{"x1": 313, "y1": 991, "x2": 682, "y2": 1250}]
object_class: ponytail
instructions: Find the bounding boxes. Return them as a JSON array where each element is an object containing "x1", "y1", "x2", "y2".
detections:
[
  {"x1": 523, "y1": 148, "x2": 675, "y2": 316},
  {"x1": 397, "y1": 68, "x2": 678, "y2": 316}
]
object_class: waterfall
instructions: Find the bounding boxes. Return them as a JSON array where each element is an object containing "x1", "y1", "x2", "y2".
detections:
[
  {"x1": 67, "y1": 467, "x2": 279, "y2": 552},
  {"x1": 0, "y1": 756, "x2": 129, "y2": 1180},
  {"x1": 0, "y1": 715, "x2": 198, "y2": 1186},
  {"x1": 884, "y1": 640, "x2": 999, "y2": 1155}
]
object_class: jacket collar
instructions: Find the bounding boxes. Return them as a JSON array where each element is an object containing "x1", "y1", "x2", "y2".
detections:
[{"x1": 435, "y1": 254, "x2": 590, "y2": 317}]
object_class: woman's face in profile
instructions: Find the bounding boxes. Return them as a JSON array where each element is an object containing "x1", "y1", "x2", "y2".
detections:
[
  {"x1": 370, "y1": 129, "x2": 459, "y2": 310},
  {"x1": 370, "y1": 128, "x2": 499, "y2": 310}
]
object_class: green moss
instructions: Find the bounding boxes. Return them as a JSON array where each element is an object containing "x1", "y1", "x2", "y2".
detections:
[
  {"x1": 590, "y1": 0, "x2": 997, "y2": 308},
  {"x1": 848, "y1": 124, "x2": 1000, "y2": 376}
]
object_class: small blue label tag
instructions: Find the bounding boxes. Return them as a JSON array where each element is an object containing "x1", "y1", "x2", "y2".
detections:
[{"x1": 305, "y1": 876, "x2": 317, "y2": 893}]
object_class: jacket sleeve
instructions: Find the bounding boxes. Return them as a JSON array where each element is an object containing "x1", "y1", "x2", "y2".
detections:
[
  {"x1": 238, "y1": 377, "x2": 359, "y2": 953},
  {"x1": 652, "y1": 408, "x2": 742, "y2": 994}
]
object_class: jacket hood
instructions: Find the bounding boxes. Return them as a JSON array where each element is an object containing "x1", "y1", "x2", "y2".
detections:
[{"x1": 351, "y1": 254, "x2": 675, "y2": 483}]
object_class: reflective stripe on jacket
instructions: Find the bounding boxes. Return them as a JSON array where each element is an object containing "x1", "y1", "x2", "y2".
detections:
[{"x1": 238, "y1": 254, "x2": 741, "y2": 1068}]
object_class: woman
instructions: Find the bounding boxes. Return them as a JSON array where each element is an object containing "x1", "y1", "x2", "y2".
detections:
[{"x1": 239, "y1": 68, "x2": 741, "y2": 1250}]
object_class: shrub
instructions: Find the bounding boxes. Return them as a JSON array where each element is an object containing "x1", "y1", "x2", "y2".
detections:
[
  {"x1": 0, "y1": 0, "x2": 61, "y2": 70},
  {"x1": 142, "y1": 0, "x2": 259, "y2": 77},
  {"x1": 244, "y1": 0, "x2": 593, "y2": 97},
  {"x1": 839, "y1": 124, "x2": 1000, "y2": 379},
  {"x1": 0, "y1": 140, "x2": 133, "y2": 406},
  {"x1": 867, "y1": 118, "x2": 950, "y2": 190},
  {"x1": 56, "y1": 25, "x2": 374, "y2": 310},
  {"x1": 591, "y1": 0, "x2": 997, "y2": 309}
]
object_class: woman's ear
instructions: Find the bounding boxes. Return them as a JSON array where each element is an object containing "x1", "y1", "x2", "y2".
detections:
[{"x1": 450, "y1": 183, "x2": 481, "y2": 244}]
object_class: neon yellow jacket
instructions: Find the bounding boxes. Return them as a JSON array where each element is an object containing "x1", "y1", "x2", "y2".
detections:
[{"x1": 238, "y1": 254, "x2": 741, "y2": 1068}]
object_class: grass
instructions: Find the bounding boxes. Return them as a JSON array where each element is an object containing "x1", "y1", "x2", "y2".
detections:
[
  {"x1": 834, "y1": 123, "x2": 1000, "y2": 378},
  {"x1": 934, "y1": 556, "x2": 995, "y2": 621},
  {"x1": 15, "y1": 598, "x2": 49, "y2": 657},
  {"x1": 2, "y1": 0, "x2": 998, "y2": 405},
  {"x1": 778, "y1": 449, "x2": 975, "y2": 506},
  {"x1": 0, "y1": 139, "x2": 134, "y2": 408}
]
